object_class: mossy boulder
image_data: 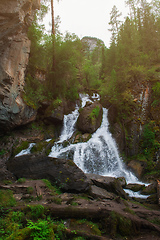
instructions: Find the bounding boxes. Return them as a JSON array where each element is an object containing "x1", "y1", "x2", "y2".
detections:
[
  {"x1": 77, "y1": 102, "x2": 103, "y2": 134},
  {"x1": 44, "y1": 99, "x2": 64, "y2": 124},
  {"x1": 125, "y1": 183, "x2": 145, "y2": 192}
]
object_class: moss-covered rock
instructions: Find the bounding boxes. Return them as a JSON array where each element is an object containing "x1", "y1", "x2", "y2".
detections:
[{"x1": 77, "y1": 102, "x2": 103, "y2": 134}]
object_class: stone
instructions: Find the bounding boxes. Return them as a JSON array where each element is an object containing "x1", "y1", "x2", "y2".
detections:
[
  {"x1": 77, "y1": 101, "x2": 103, "y2": 133},
  {"x1": 44, "y1": 104, "x2": 64, "y2": 124},
  {"x1": 86, "y1": 173, "x2": 128, "y2": 199},
  {"x1": 127, "y1": 160, "x2": 146, "y2": 178},
  {"x1": 141, "y1": 182, "x2": 157, "y2": 195},
  {"x1": 125, "y1": 183, "x2": 145, "y2": 192},
  {"x1": 0, "y1": 0, "x2": 40, "y2": 133},
  {"x1": 7, "y1": 154, "x2": 90, "y2": 193},
  {"x1": 89, "y1": 185, "x2": 115, "y2": 200}
]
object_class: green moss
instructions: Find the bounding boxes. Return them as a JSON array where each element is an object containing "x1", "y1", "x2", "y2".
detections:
[
  {"x1": 0, "y1": 149, "x2": 6, "y2": 156},
  {"x1": 108, "y1": 211, "x2": 136, "y2": 237},
  {"x1": 45, "y1": 98, "x2": 62, "y2": 116},
  {"x1": 17, "y1": 178, "x2": 26, "y2": 184},
  {"x1": 0, "y1": 189, "x2": 16, "y2": 208},
  {"x1": 30, "y1": 141, "x2": 48, "y2": 154},
  {"x1": 123, "y1": 207, "x2": 135, "y2": 215},
  {"x1": 67, "y1": 159, "x2": 75, "y2": 166},
  {"x1": 89, "y1": 106, "x2": 100, "y2": 121},
  {"x1": 73, "y1": 219, "x2": 101, "y2": 236},
  {"x1": 51, "y1": 197, "x2": 62, "y2": 205},
  {"x1": 42, "y1": 179, "x2": 62, "y2": 195}
]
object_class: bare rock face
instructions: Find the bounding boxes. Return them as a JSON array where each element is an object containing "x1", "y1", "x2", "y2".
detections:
[{"x1": 0, "y1": 0, "x2": 40, "y2": 133}]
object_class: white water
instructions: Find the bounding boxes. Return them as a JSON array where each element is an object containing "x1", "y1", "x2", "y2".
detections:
[
  {"x1": 49, "y1": 94, "x2": 144, "y2": 185},
  {"x1": 15, "y1": 143, "x2": 36, "y2": 157},
  {"x1": 15, "y1": 93, "x2": 149, "y2": 198},
  {"x1": 124, "y1": 189, "x2": 150, "y2": 199}
]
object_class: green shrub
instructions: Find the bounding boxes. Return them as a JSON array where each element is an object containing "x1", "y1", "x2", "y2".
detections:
[
  {"x1": 27, "y1": 205, "x2": 45, "y2": 220},
  {"x1": 27, "y1": 219, "x2": 54, "y2": 240}
]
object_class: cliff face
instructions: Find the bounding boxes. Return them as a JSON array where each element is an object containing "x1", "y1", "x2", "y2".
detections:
[
  {"x1": 108, "y1": 81, "x2": 152, "y2": 157},
  {"x1": 0, "y1": 0, "x2": 40, "y2": 133}
]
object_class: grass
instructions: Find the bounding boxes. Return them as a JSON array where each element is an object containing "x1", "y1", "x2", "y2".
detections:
[{"x1": 42, "y1": 179, "x2": 62, "y2": 195}]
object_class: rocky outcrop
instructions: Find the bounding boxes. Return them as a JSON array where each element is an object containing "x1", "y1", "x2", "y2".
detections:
[
  {"x1": 0, "y1": 0, "x2": 40, "y2": 133},
  {"x1": 77, "y1": 101, "x2": 103, "y2": 133},
  {"x1": 6, "y1": 154, "x2": 90, "y2": 193}
]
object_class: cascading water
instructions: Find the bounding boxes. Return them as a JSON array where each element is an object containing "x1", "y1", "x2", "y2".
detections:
[{"x1": 49, "y1": 94, "x2": 140, "y2": 184}]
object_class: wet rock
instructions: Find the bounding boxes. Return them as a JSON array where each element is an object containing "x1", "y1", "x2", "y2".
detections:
[
  {"x1": 141, "y1": 182, "x2": 157, "y2": 195},
  {"x1": 126, "y1": 183, "x2": 145, "y2": 192},
  {"x1": 86, "y1": 173, "x2": 128, "y2": 199},
  {"x1": 117, "y1": 177, "x2": 126, "y2": 187},
  {"x1": 77, "y1": 101, "x2": 103, "y2": 133},
  {"x1": 7, "y1": 154, "x2": 90, "y2": 193},
  {"x1": 127, "y1": 160, "x2": 147, "y2": 178}
]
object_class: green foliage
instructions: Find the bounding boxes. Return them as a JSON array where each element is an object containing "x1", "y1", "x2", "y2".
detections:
[
  {"x1": 89, "y1": 106, "x2": 100, "y2": 121},
  {"x1": 152, "y1": 81, "x2": 160, "y2": 106},
  {"x1": 52, "y1": 98, "x2": 62, "y2": 109},
  {"x1": 23, "y1": 74, "x2": 47, "y2": 109},
  {"x1": 17, "y1": 178, "x2": 26, "y2": 184},
  {"x1": 27, "y1": 219, "x2": 54, "y2": 240},
  {"x1": 88, "y1": 105, "x2": 101, "y2": 127},
  {"x1": 0, "y1": 190, "x2": 16, "y2": 209},
  {"x1": 0, "y1": 149, "x2": 5, "y2": 156},
  {"x1": 27, "y1": 205, "x2": 45, "y2": 220},
  {"x1": 140, "y1": 122, "x2": 160, "y2": 159},
  {"x1": 42, "y1": 179, "x2": 62, "y2": 195}
]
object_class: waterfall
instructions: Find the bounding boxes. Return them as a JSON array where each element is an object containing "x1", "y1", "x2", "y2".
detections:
[{"x1": 49, "y1": 94, "x2": 141, "y2": 184}]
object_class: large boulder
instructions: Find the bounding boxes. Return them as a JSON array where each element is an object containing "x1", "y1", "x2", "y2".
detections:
[
  {"x1": 0, "y1": 0, "x2": 40, "y2": 133},
  {"x1": 86, "y1": 173, "x2": 128, "y2": 199},
  {"x1": 77, "y1": 101, "x2": 103, "y2": 133},
  {"x1": 7, "y1": 154, "x2": 90, "y2": 193}
]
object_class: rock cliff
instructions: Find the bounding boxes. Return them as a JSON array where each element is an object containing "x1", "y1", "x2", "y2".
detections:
[{"x1": 0, "y1": 0, "x2": 40, "y2": 133}]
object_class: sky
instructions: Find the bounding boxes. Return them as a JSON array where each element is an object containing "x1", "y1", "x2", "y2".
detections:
[{"x1": 44, "y1": 0, "x2": 129, "y2": 47}]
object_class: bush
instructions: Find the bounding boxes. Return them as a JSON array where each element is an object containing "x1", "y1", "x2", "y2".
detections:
[{"x1": 27, "y1": 219, "x2": 54, "y2": 240}]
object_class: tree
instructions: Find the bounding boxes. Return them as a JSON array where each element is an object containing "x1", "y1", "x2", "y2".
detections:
[
  {"x1": 49, "y1": 0, "x2": 60, "y2": 89},
  {"x1": 109, "y1": 5, "x2": 122, "y2": 44}
]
